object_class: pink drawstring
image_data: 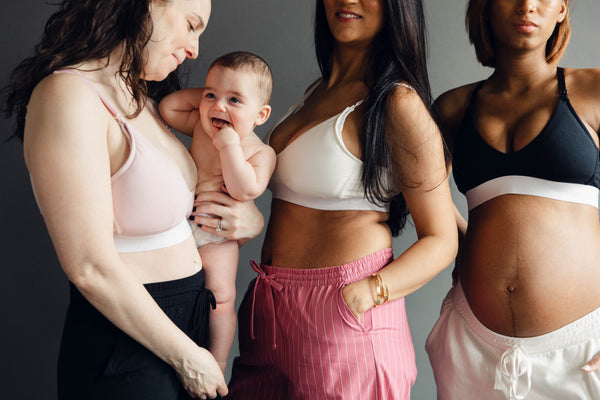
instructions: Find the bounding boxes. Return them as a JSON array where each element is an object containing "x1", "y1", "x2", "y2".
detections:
[{"x1": 249, "y1": 260, "x2": 283, "y2": 349}]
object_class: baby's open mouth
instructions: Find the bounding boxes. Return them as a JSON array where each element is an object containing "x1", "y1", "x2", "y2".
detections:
[{"x1": 211, "y1": 118, "x2": 230, "y2": 130}]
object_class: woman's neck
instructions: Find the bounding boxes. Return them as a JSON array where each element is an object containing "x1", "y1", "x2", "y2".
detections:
[
  {"x1": 489, "y1": 48, "x2": 558, "y2": 94},
  {"x1": 327, "y1": 44, "x2": 369, "y2": 88},
  {"x1": 74, "y1": 44, "x2": 140, "y2": 109},
  {"x1": 77, "y1": 44, "x2": 131, "y2": 86}
]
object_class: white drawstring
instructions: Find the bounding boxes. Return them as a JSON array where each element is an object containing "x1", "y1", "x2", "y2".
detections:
[{"x1": 494, "y1": 344, "x2": 532, "y2": 400}]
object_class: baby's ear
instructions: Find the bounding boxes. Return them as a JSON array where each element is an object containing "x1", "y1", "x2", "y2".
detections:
[{"x1": 255, "y1": 105, "x2": 271, "y2": 126}]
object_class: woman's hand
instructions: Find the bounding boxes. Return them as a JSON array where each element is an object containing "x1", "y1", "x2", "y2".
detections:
[
  {"x1": 341, "y1": 278, "x2": 376, "y2": 320},
  {"x1": 174, "y1": 346, "x2": 228, "y2": 399},
  {"x1": 190, "y1": 189, "x2": 264, "y2": 244},
  {"x1": 582, "y1": 353, "x2": 600, "y2": 373}
]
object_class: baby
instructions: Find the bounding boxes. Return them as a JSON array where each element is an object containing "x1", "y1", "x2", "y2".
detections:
[{"x1": 159, "y1": 51, "x2": 275, "y2": 372}]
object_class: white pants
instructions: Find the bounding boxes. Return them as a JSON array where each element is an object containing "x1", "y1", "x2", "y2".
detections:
[{"x1": 426, "y1": 283, "x2": 600, "y2": 400}]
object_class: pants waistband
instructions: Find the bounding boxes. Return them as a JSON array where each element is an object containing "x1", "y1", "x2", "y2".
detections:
[
  {"x1": 260, "y1": 248, "x2": 394, "y2": 287},
  {"x1": 68, "y1": 269, "x2": 209, "y2": 312},
  {"x1": 143, "y1": 269, "x2": 206, "y2": 297}
]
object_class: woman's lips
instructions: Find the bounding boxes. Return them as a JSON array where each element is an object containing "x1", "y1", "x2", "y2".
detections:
[
  {"x1": 514, "y1": 21, "x2": 537, "y2": 34},
  {"x1": 336, "y1": 11, "x2": 361, "y2": 22}
]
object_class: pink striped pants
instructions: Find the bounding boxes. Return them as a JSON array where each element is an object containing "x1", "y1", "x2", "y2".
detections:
[{"x1": 226, "y1": 248, "x2": 416, "y2": 400}]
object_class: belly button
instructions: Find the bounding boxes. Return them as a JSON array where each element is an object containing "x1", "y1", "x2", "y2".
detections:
[{"x1": 505, "y1": 285, "x2": 516, "y2": 294}]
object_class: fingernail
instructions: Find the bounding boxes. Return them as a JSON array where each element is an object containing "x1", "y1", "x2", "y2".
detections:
[
  {"x1": 189, "y1": 216, "x2": 195, "y2": 221},
  {"x1": 193, "y1": 206, "x2": 196, "y2": 212},
  {"x1": 197, "y1": 224, "x2": 202, "y2": 228},
  {"x1": 582, "y1": 365, "x2": 593, "y2": 372}
]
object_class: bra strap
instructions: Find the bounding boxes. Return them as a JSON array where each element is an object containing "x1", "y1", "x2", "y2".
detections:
[
  {"x1": 145, "y1": 100, "x2": 170, "y2": 129},
  {"x1": 468, "y1": 80, "x2": 486, "y2": 110},
  {"x1": 395, "y1": 82, "x2": 415, "y2": 91},
  {"x1": 264, "y1": 79, "x2": 323, "y2": 145},
  {"x1": 53, "y1": 69, "x2": 136, "y2": 149},
  {"x1": 341, "y1": 99, "x2": 364, "y2": 116},
  {"x1": 557, "y1": 67, "x2": 568, "y2": 100}
]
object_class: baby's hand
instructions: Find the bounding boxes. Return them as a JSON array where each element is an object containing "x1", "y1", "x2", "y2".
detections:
[{"x1": 212, "y1": 126, "x2": 240, "y2": 150}]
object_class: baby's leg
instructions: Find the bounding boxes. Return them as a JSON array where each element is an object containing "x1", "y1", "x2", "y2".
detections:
[{"x1": 198, "y1": 240, "x2": 239, "y2": 373}]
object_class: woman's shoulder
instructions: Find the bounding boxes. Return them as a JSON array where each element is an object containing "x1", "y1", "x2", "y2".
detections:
[
  {"x1": 385, "y1": 83, "x2": 438, "y2": 146},
  {"x1": 434, "y1": 82, "x2": 480, "y2": 122},
  {"x1": 26, "y1": 71, "x2": 110, "y2": 143},
  {"x1": 303, "y1": 78, "x2": 323, "y2": 96},
  {"x1": 32, "y1": 71, "x2": 105, "y2": 110},
  {"x1": 563, "y1": 66, "x2": 600, "y2": 80},
  {"x1": 563, "y1": 67, "x2": 600, "y2": 133},
  {"x1": 432, "y1": 82, "x2": 482, "y2": 141},
  {"x1": 563, "y1": 67, "x2": 600, "y2": 97},
  {"x1": 386, "y1": 82, "x2": 427, "y2": 120}
]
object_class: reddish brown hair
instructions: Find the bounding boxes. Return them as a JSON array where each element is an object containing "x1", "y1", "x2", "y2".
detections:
[{"x1": 466, "y1": 0, "x2": 570, "y2": 67}]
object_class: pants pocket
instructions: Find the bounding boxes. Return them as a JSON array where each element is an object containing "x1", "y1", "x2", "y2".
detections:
[{"x1": 336, "y1": 285, "x2": 369, "y2": 332}]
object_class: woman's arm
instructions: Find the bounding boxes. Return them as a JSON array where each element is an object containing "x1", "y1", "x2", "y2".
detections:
[
  {"x1": 159, "y1": 88, "x2": 204, "y2": 136},
  {"x1": 25, "y1": 74, "x2": 226, "y2": 398},
  {"x1": 343, "y1": 86, "x2": 458, "y2": 318},
  {"x1": 435, "y1": 84, "x2": 482, "y2": 286},
  {"x1": 434, "y1": 87, "x2": 473, "y2": 244}
]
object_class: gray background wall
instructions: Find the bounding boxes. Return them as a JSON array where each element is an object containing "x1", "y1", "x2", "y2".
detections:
[{"x1": 1, "y1": 1, "x2": 598, "y2": 399}]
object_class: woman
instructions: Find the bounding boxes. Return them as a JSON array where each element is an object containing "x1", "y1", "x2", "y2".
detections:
[
  {"x1": 2, "y1": 0, "x2": 260, "y2": 398},
  {"x1": 426, "y1": 0, "x2": 600, "y2": 399},
  {"x1": 225, "y1": 0, "x2": 457, "y2": 399}
]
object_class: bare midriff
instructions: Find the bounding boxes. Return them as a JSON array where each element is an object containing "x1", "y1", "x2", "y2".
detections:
[
  {"x1": 459, "y1": 194, "x2": 600, "y2": 337},
  {"x1": 119, "y1": 236, "x2": 202, "y2": 284},
  {"x1": 261, "y1": 199, "x2": 392, "y2": 269}
]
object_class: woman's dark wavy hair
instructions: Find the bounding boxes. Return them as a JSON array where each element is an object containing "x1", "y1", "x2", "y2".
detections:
[
  {"x1": 2, "y1": 0, "x2": 181, "y2": 141},
  {"x1": 315, "y1": 0, "x2": 433, "y2": 236}
]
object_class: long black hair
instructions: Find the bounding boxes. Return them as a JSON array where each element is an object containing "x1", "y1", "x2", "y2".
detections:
[
  {"x1": 2, "y1": 0, "x2": 180, "y2": 141},
  {"x1": 315, "y1": 0, "x2": 433, "y2": 236}
]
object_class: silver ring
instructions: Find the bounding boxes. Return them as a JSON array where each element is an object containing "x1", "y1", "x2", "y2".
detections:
[{"x1": 216, "y1": 219, "x2": 223, "y2": 232}]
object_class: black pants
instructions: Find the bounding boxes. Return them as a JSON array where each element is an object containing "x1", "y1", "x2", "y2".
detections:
[{"x1": 57, "y1": 270, "x2": 215, "y2": 400}]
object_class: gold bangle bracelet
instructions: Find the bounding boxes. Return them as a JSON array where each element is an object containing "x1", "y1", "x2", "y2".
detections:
[
  {"x1": 381, "y1": 274, "x2": 389, "y2": 304},
  {"x1": 371, "y1": 273, "x2": 389, "y2": 306}
]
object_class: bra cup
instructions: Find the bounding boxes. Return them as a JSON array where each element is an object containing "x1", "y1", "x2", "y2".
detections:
[{"x1": 453, "y1": 68, "x2": 600, "y2": 207}]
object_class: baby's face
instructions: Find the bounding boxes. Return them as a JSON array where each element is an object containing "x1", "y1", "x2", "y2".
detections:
[{"x1": 199, "y1": 65, "x2": 266, "y2": 139}]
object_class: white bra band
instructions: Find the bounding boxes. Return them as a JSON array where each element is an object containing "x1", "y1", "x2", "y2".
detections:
[
  {"x1": 272, "y1": 183, "x2": 389, "y2": 212},
  {"x1": 465, "y1": 175, "x2": 599, "y2": 211},
  {"x1": 114, "y1": 218, "x2": 192, "y2": 253}
]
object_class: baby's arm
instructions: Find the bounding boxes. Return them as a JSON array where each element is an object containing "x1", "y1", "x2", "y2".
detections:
[
  {"x1": 158, "y1": 88, "x2": 204, "y2": 136},
  {"x1": 212, "y1": 126, "x2": 276, "y2": 201}
]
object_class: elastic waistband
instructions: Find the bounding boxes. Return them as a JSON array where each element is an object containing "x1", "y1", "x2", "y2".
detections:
[
  {"x1": 69, "y1": 269, "x2": 206, "y2": 309},
  {"x1": 143, "y1": 269, "x2": 205, "y2": 297},
  {"x1": 114, "y1": 218, "x2": 192, "y2": 253},
  {"x1": 453, "y1": 282, "x2": 600, "y2": 353},
  {"x1": 261, "y1": 248, "x2": 393, "y2": 287}
]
